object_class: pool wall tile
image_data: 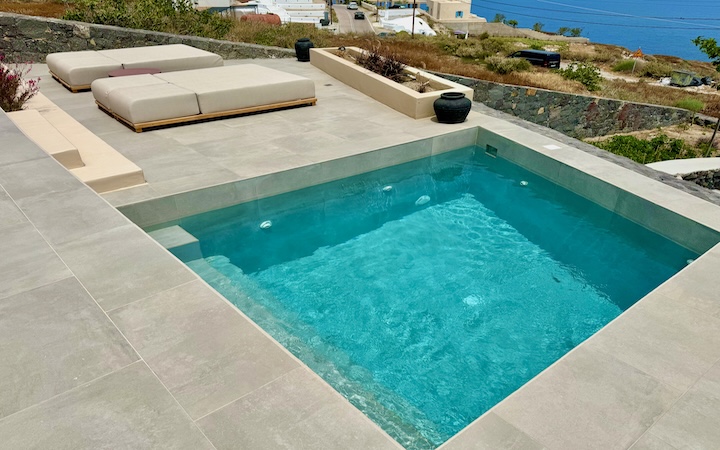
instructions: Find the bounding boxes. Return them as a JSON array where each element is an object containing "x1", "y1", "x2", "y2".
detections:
[
  {"x1": 197, "y1": 367, "x2": 402, "y2": 450},
  {"x1": 118, "y1": 195, "x2": 180, "y2": 229},
  {"x1": 438, "y1": 412, "x2": 545, "y2": 450},
  {"x1": 493, "y1": 346, "x2": 682, "y2": 450},
  {"x1": 253, "y1": 162, "x2": 326, "y2": 200},
  {"x1": 0, "y1": 361, "x2": 214, "y2": 450},
  {"x1": 174, "y1": 181, "x2": 244, "y2": 219},
  {"x1": 0, "y1": 278, "x2": 139, "y2": 419},
  {"x1": 109, "y1": 279, "x2": 300, "y2": 420},
  {"x1": 474, "y1": 127, "x2": 720, "y2": 254},
  {"x1": 431, "y1": 128, "x2": 479, "y2": 155},
  {"x1": 613, "y1": 190, "x2": 719, "y2": 254}
]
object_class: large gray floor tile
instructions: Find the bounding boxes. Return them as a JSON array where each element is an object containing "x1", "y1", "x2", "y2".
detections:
[
  {"x1": 198, "y1": 367, "x2": 401, "y2": 450},
  {"x1": 0, "y1": 222, "x2": 72, "y2": 300},
  {"x1": 0, "y1": 278, "x2": 138, "y2": 418},
  {"x1": 583, "y1": 292, "x2": 720, "y2": 391},
  {"x1": 0, "y1": 188, "x2": 26, "y2": 231},
  {"x1": 15, "y1": 186, "x2": 129, "y2": 246},
  {"x1": 0, "y1": 361, "x2": 213, "y2": 450},
  {"x1": 648, "y1": 360, "x2": 720, "y2": 449},
  {"x1": 0, "y1": 156, "x2": 85, "y2": 199},
  {"x1": 654, "y1": 249, "x2": 720, "y2": 319},
  {"x1": 494, "y1": 346, "x2": 681, "y2": 450},
  {"x1": 0, "y1": 121, "x2": 47, "y2": 167},
  {"x1": 628, "y1": 432, "x2": 679, "y2": 450},
  {"x1": 54, "y1": 224, "x2": 196, "y2": 311},
  {"x1": 648, "y1": 388, "x2": 720, "y2": 450},
  {"x1": 439, "y1": 412, "x2": 545, "y2": 450},
  {"x1": 109, "y1": 280, "x2": 299, "y2": 419}
]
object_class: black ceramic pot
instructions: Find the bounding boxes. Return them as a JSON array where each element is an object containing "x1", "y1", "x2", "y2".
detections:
[
  {"x1": 295, "y1": 38, "x2": 314, "y2": 62},
  {"x1": 433, "y1": 92, "x2": 471, "y2": 124}
]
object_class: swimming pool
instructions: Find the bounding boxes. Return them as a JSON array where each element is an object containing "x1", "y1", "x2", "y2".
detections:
[{"x1": 147, "y1": 146, "x2": 698, "y2": 449}]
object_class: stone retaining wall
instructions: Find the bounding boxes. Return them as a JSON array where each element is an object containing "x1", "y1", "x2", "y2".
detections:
[
  {"x1": 0, "y1": 12, "x2": 295, "y2": 63},
  {"x1": 437, "y1": 73, "x2": 694, "y2": 138},
  {"x1": 683, "y1": 170, "x2": 720, "y2": 190}
]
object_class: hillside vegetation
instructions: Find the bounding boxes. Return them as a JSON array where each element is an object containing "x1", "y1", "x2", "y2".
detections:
[{"x1": 1, "y1": 0, "x2": 718, "y2": 118}]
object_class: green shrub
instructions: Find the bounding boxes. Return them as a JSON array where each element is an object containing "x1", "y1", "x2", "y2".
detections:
[
  {"x1": 485, "y1": 56, "x2": 531, "y2": 74},
  {"x1": 557, "y1": 62, "x2": 603, "y2": 91},
  {"x1": 612, "y1": 59, "x2": 636, "y2": 72},
  {"x1": 674, "y1": 98, "x2": 705, "y2": 112},
  {"x1": 593, "y1": 134, "x2": 701, "y2": 164},
  {"x1": 636, "y1": 61, "x2": 674, "y2": 78},
  {"x1": 63, "y1": 0, "x2": 233, "y2": 39}
]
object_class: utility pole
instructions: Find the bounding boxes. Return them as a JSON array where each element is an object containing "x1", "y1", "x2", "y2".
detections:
[{"x1": 411, "y1": 0, "x2": 416, "y2": 38}]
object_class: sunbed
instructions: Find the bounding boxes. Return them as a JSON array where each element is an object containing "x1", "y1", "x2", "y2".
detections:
[
  {"x1": 46, "y1": 44, "x2": 223, "y2": 92},
  {"x1": 91, "y1": 64, "x2": 317, "y2": 132}
]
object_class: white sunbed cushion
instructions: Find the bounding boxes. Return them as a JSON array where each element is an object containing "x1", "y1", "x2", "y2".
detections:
[
  {"x1": 46, "y1": 51, "x2": 123, "y2": 87},
  {"x1": 99, "y1": 44, "x2": 223, "y2": 73},
  {"x1": 91, "y1": 75, "x2": 169, "y2": 109},
  {"x1": 154, "y1": 64, "x2": 316, "y2": 114},
  {"x1": 108, "y1": 83, "x2": 200, "y2": 125}
]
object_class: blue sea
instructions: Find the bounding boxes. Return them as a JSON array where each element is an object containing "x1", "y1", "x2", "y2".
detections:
[{"x1": 470, "y1": 0, "x2": 720, "y2": 61}]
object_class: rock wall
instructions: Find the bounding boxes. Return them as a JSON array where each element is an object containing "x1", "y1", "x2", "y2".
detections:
[
  {"x1": 683, "y1": 170, "x2": 720, "y2": 190},
  {"x1": 0, "y1": 12, "x2": 294, "y2": 62},
  {"x1": 437, "y1": 73, "x2": 693, "y2": 138}
]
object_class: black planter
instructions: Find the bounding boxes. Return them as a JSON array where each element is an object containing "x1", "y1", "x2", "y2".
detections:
[
  {"x1": 433, "y1": 92, "x2": 472, "y2": 124},
  {"x1": 294, "y1": 38, "x2": 314, "y2": 62}
]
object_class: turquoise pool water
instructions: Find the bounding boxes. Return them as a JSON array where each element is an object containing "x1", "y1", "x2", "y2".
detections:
[{"x1": 154, "y1": 147, "x2": 697, "y2": 449}]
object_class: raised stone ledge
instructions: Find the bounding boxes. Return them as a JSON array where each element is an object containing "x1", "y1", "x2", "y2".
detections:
[
  {"x1": 436, "y1": 72, "x2": 694, "y2": 138},
  {"x1": 0, "y1": 12, "x2": 294, "y2": 63}
]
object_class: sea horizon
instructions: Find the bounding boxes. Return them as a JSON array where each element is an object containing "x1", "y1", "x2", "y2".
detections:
[{"x1": 470, "y1": 0, "x2": 720, "y2": 62}]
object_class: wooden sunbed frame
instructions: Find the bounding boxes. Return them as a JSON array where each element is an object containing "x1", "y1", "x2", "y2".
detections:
[
  {"x1": 96, "y1": 97, "x2": 318, "y2": 132},
  {"x1": 50, "y1": 71, "x2": 92, "y2": 93}
]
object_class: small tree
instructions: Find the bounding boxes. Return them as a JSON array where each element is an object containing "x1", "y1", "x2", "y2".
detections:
[
  {"x1": 492, "y1": 13, "x2": 505, "y2": 23},
  {"x1": 693, "y1": 36, "x2": 720, "y2": 72},
  {"x1": 557, "y1": 27, "x2": 569, "y2": 36},
  {"x1": 569, "y1": 28, "x2": 583, "y2": 37},
  {"x1": 507, "y1": 19, "x2": 518, "y2": 28},
  {"x1": 532, "y1": 22, "x2": 544, "y2": 32}
]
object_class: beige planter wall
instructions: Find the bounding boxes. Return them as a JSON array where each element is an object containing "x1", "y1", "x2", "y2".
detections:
[{"x1": 310, "y1": 47, "x2": 473, "y2": 119}]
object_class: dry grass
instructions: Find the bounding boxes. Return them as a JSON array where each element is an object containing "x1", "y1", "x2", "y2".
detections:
[
  {"x1": 602, "y1": 79, "x2": 720, "y2": 116},
  {"x1": 2, "y1": 5, "x2": 719, "y2": 119},
  {"x1": 0, "y1": 0, "x2": 68, "y2": 18}
]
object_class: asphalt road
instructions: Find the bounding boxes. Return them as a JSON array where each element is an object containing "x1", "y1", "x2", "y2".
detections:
[{"x1": 334, "y1": 5, "x2": 375, "y2": 34}]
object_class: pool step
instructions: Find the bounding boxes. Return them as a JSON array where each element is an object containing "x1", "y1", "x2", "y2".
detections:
[{"x1": 147, "y1": 225, "x2": 202, "y2": 261}]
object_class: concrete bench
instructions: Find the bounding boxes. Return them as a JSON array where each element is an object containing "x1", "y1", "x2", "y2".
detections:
[
  {"x1": 6, "y1": 109, "x2": 84, "y2": 169},
  {"x1": 9, "y1": 94, "x2": 146, "y2": 193},
  {"x1": 46, "y1": 44, "x2": 223, "y2": 92},
  {"x1": 92, "y1": 64, "x2": 317, "y2": 132}
]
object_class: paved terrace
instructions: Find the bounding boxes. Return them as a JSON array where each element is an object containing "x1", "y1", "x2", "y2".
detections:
[{"x1": 2, "y1": 58, "x2": 720, "y2": 449}]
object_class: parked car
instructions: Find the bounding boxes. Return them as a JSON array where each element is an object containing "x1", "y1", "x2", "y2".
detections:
[
  {"x1": 347, "y1": 1, "x2": 358, "y2": 9},
  {"x1": 354, "y1": 11, "x2": 365, "y2": 19},
  {"x1": 509, "y1": 50, "x2": 561, "y2": 69}
]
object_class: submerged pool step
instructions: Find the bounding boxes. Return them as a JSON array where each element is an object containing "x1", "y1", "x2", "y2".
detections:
[{"x1": 148, "y1": 225, "x2": 202, "y2": 261}]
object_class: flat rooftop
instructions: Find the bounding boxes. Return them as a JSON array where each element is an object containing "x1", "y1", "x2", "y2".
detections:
[{"x1": 2, "y1": 58, "x2": 720, "y2": 450}]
